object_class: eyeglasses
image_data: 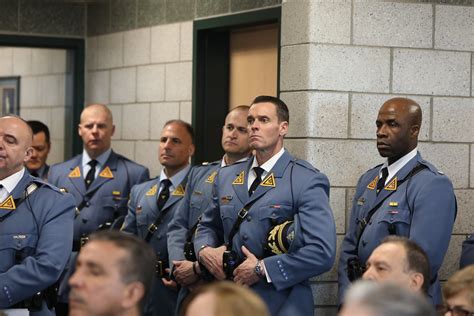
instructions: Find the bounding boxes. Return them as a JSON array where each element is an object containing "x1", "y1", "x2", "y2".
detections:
[{"x1": 436, "y1": 304, "x2": 474, "y2": 316}]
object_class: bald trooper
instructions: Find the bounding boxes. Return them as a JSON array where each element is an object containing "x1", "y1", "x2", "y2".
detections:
[
  {"x1": 194, "y1": 96, "x2": 336, "y2": 316},
  {"x1": 167, "y1": 106, "x2": 252, "y2": 311},
  {"x1": 0, "y1": 116, "x2": 75, "y2": 315},
  {"x1": 122, "y1": 120, "x2": 195, "y2": 316},
  {"x1": 338, "y1": 98, "x2": 456, "y2": 305},
  {"x1": 48, "y1": 104, "x2": 149, "y2": 313}
]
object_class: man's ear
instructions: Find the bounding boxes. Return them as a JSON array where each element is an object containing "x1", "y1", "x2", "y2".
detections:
[
  {"x1": 122, "y1": 282, "x2": 145, "y2": 310},
  {"x1": 410, "y1": 272, "x2": 424, "y2": 292},
  {"x1": 24, "y1": 147, "x2": 33, "y2": 163},
  {"x1": 410, "y1": 124, "x2": 420, "y2": 138},
  {"x1": 279, "y1": 121, "x2": 289, "y2": 137},
  {"x1": 188, "y1": 143, "x2": 195, "y2": 157}
]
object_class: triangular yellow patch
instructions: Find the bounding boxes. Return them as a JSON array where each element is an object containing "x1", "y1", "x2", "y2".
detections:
[
  {"x1": 367, "y1": 176, "x2": 378, "y2": 190},
  {"x1": 261, "y1": 173, "x2": 276, "y2": 187},
  {"x1": 146, "y1": 184, "x2": 157, "y2": 196},
  {"x1": 205, "y1": 171, "x2": 217, "y2": 184},
  {"x1": 68, "y1": 166, "x2": 81, "y2": 178},
  {"x1": 0, "y1": 196, "x2": 16, "y2": 210},
  {"x1": 232, "y1": 171, "x2": 245, "y2": 185},
  {"x1": 99, "y1": 166, "x2": 114, "y2": 178},
  {"x1": 384, "y1": 177, "x2": 397, "y2": 191},
  {"x1": 172, "y1": 184, "x2": 185, "y2": 196}
]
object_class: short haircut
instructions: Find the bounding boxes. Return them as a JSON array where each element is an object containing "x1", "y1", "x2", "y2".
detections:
[
  {"x1": 344, "y1": 281, "x2": 436, "y2": 316},
  {"x1": 164, "y1": 119, "x2": 194, "y2": 143},
  {"x1": 230, "y1": 105, "x2": 250, "y2": 113},
  {"x1": 443, "y1": 265, "x2": 474, "y2": 305},
  {"x1": 27, "y1": 120, "x2": 50, "y2": 144},
  {"x1": 88, "y1": 231, "x2": 155, "y2": 311},
  {"x1": 381, "y1": 236, "x2": 431, "y2": 294},
  {"x1": 251, "y1": 95, "x2": 289, "y2": 123},
  {"x1": 180, "y1": 281, "x2": 269, "y2": 316}
]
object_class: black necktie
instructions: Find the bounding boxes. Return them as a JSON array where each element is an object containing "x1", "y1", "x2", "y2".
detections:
[
  {"x1": 249, "y1": 167, "x2": 264, "y2": 196},
  {"x1": 85, "y1": 160, "x2": 98, "y2": 189},
  {"x1": 157, "y1": 179, "x2": 172, "y2": 211},
  {"x1": 30, "y1": 171, "x2": 39, "y2": 178},
  {"x1": 376, "y1": 167, "x2": 389, "y2": 195}
]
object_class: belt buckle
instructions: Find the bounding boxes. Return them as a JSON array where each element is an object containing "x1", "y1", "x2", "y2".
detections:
[
  {"x1": 155, "y1": 260, "x2": 163, "y2": 277},
  {"x1": 148, "y1": 223, "x2": 158, "y2": 234},
  {"x1": 238, "y1": 208, "x2": 248, "y2": 219}
]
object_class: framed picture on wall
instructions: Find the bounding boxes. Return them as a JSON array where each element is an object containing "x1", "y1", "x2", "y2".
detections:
[{"x1": 0, "y1": 76, "x2": 20, "y2": 115}]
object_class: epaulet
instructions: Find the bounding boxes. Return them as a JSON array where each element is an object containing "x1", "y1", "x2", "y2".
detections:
[
  {"x1": 293, "y1": 159, "x2": 318, "y2": 172},
  {"x1": 116, "y1": 153, "x2": 137, "y2": 164},
  {"x1": 201, "y1": 160, "x2": 220, "y2": 166},
  {"x1": 230, "y1": 158, "x2": 249, "y2": 165},
  {"x1": 29, "y1": 178, "x2": 63, "y2": 193},
  {"x1": 419, "y1": 159, "x2": 443, "y2": 175}
]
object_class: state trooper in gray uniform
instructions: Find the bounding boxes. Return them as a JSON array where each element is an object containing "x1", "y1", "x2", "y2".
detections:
[
  {"x1": 122, "y1": 120, "x2": 195, "y2": 316},
  {"x1": 338, "y1": 97, "x2": 457, "y2": 306},
  {"x1": 48, "y1": 104, "x2": 149, "y2": 313},
  {"x1": 167, "y1": 106, "x2": 252, "y2": 312},
  {"x1": 195, "y1": 96, "x2": 337, "y2": 316},
  {"x1": 0, "y1": 116, "x2": 75, "y2": 316}
]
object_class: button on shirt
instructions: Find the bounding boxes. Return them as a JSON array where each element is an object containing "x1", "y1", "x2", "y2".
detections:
[
  {"x1": 82, "y1": 148, "x2": 112, "y2": 179},
  {"x1": 0, "y1": 168, "x2": 26, "y2": 203}
]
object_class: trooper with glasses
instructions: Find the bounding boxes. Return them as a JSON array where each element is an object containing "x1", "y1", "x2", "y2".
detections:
[{"x1": 438, "y1": 265, "x2": 474, "y2": 316}]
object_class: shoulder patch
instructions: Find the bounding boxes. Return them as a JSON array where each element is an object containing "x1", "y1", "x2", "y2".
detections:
[{"x1": 294, "y1": 159, "x2": 318, "y2": 173}]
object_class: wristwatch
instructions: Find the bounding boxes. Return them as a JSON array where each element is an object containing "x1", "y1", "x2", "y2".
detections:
[{"x1": 254, "y1": 260, "x2": 265, "y2": 278}]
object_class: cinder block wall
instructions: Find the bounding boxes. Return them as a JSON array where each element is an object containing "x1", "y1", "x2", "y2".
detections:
[
  {"x1": 85, "y1": 0, "x2": 283, "y2": 177},
  {"x1": 0, "y1": 47, "x2": 69, "y2": 165},
  {"x1": 280, "y1": 1, "x2": 473, "y2": 314},
  {"x1": 86, "y1": 24, "x2": 193, "y2": 177}
]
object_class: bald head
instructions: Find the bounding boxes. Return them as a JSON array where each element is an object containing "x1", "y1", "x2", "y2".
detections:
[
  {"x1": 0, "y1": 116, "x2": 34, "y2": 179},
  {"x1": 381, "y1": 98, "x2": 422, "y2": 127},
  {"x1": 80, "y1": 104, "x2": 113, "y2": 124},
  {"x1": 79, "y1": 104, "x2": 115, "y2": 158},
  {"x1": 376, "y1": 98, "x2": 422, "y2": 164}
]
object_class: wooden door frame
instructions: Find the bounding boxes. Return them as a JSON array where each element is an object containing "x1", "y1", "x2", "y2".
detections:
[{"x1": 192, "y1": 7, "x2": 281, "y2": 164}]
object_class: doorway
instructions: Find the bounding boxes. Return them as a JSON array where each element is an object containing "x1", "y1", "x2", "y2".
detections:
[{"x1": 193, "y1": 7, "x2": 281, "y2": 163}]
